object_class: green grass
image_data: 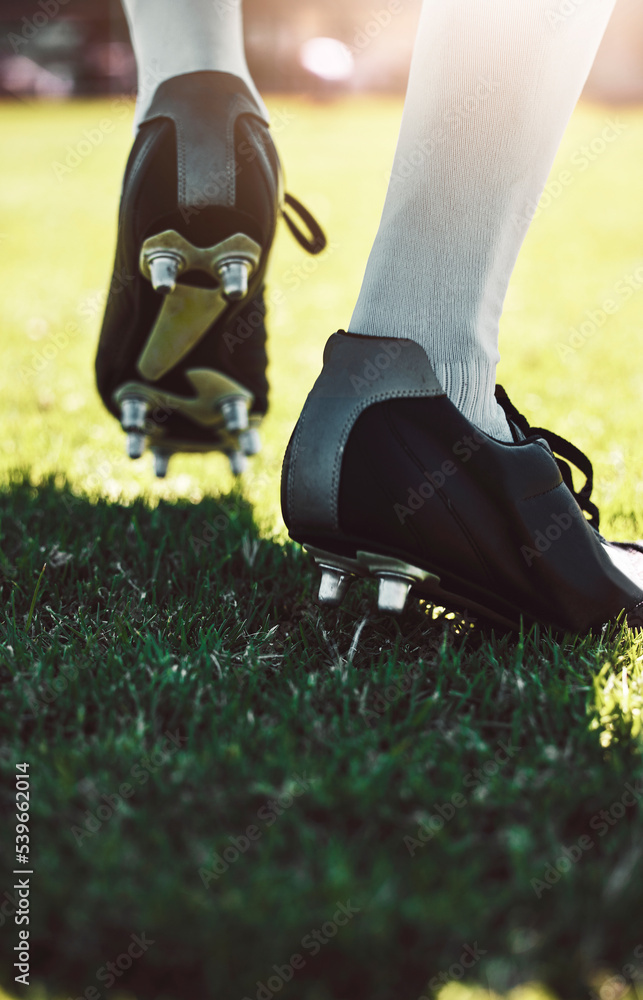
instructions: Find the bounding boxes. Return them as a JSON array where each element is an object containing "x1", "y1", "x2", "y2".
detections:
[{"x1": 1, "y1": 96, "x2": 643, "y2": 1000}]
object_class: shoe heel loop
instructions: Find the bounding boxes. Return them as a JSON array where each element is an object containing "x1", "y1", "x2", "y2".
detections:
[{"x1": 281, "y1": 193, "x2": 327, "y2": 255}]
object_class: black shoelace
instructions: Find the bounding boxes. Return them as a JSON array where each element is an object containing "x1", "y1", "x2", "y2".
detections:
[
  {"x1": 281, "y1": 193, "x2": 327, "y2": 255},
  {"x1": 495, "y1": 385, "x2": 601, "y2": 530}
]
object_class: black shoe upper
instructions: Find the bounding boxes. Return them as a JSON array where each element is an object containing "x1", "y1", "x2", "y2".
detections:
[{"x1": 282, "y1": 332, "x2": 643, "y2": 632}]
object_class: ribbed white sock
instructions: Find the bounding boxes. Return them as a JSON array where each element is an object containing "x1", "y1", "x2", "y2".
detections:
[
  {"x1": 121, "y1": 0, "x2": 268, "y2": 130},
  {"x1": 349, "y1": 0, "x2": 616, "y2": 441}
]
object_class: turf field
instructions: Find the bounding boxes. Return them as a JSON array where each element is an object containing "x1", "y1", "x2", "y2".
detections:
[{"x1": 1, "y1": 96, "x2": 643, "y2": 1000}]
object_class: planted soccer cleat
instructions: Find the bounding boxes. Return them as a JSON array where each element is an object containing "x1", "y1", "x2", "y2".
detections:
[
  {"x1": 282, "y1": 332, "x2": 643, "y2": 633},
  {"x1": 96, "y1": 71, "x2": 326, "y2": 478}
]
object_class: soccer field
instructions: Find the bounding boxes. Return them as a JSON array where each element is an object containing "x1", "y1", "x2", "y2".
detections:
[{"x1": 1, "y1": 96, "x2": 643, "y2": 999}]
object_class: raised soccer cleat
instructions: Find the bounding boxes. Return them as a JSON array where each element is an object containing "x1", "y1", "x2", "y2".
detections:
[
  {"x1": 281, "y1": 332, "x2": 643, "y2": 632},
  {"x1": 96, "y1": 71, "x2": 325, "y2": 477}
]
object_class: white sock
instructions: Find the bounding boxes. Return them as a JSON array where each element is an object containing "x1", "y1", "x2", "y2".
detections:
[
  {"x1": 121, "y1": 0, "x2": 268, "y2": 130},
  {"x1": 349, "y1": 0, "x2": 616, "y2": 441}
]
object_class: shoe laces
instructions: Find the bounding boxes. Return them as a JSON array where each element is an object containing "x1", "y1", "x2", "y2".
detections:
[
  {"x1": 281, "y1": 193, "x2": 327, "y2": 255},
  {"x1": 495, "y1": 385, "x2": 601, "y2": 530}
]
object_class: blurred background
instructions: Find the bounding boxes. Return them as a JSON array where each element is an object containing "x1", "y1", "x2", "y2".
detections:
[{"x1": 1, "y1": 0, "x2": 643, "y2": 103}]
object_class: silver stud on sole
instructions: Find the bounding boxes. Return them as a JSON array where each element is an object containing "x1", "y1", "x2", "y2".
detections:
[
  {"x1": 126, "y1": 432, "x2": 145, "y2": 460},
  {"x1": 148, "y1": 253, "x2": 182, "y2": 294},
  {"x1": 120, "y1": 397, "x2": 148, "y2": 460},
  {"x1": 304, "y1": 546, "x2": 440, "y2": 613},
  {"x1": 220, "y1": 397, "x2": 250, "y2": 434},
  {"x1": 305, "y1": 547, "x2": 365, "y2": 608},
  {"x1": 376, "y1": 575, "x2": 413, "y2": 614},
  {"x1": 152, "y1": 448, "x2": 171, "y2": 479},
  {"x1": 239, "y1": 428, "x2": 262, "y2": 457},
  {"x1": 217, "y1": 259, "x2": 251, "y2": 302},
  {"x1": 357, "y1": 552, "x2": 438, "y2": 615},
  {"x1": 113, "y1": 381, "x2": 262, "y2": 478},
  {"x1": 318, "y1": 567, "x2": 354, "y2": 608},
  {"x1": 229, "y1": 451, "x2": 248, "y2": 477}
]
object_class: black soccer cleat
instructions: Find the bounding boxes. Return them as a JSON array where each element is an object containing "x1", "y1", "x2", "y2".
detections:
[
  {"x1": 281, "y1": 332, "x2": 643, "y2": 633},
  {"x1": 95, "y1": 71, "x2": 325, "y2": 478}
]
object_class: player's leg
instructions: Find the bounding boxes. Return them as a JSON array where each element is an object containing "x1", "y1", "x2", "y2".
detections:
[
  {"x1": 350, "y1": 0, "x2": 618, "y2": 440},
  {"x1": 96, "y1": 1, "x2": 324, "y2": 478},
  {"x1": 121, "y1": 0, "x2": 267, "y2": 130}
]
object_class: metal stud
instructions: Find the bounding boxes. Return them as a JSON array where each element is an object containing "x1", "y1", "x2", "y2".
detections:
[
  {"x1": 220, "y1": 397, "x2": 249, "y2": 433},
  {"x1": 228, "y1": 451, "x2": 248, "y2": 477},
  {"x1": 318, "y1": 567, "x2": 353, "y2": 608},
  {"x1": 239, "y1": 428, "x2": 262, "y2": 457},
  {"x1": 376, "y1": 575, "x2": 412, "y2": 614},
  {"x1": 148, "y1": 254, "x2": 181, "y2": 294},
  {"x1": 120, "y1": 396, "x2": 147, "y2": 431},
  {"x1": 217, "y1": 259, "x2": 251, "y2": 302},
  {"x1": 126, "y1": 432, "x2": 145, "y2": 460},
  {"x1": 152, "y1": 449, "x2": 171, "y2": 479},
  {"x1": 120, "y1": 397, "x2": 148, "y2": 461}
]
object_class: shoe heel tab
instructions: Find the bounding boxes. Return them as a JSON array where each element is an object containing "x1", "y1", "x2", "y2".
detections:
[
  {"x1": 142, "y1": 71, "x2": 270, "y2": 211},
  {"x1": 283, "y1": 332, "x2": 444, "y2": 537}
]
